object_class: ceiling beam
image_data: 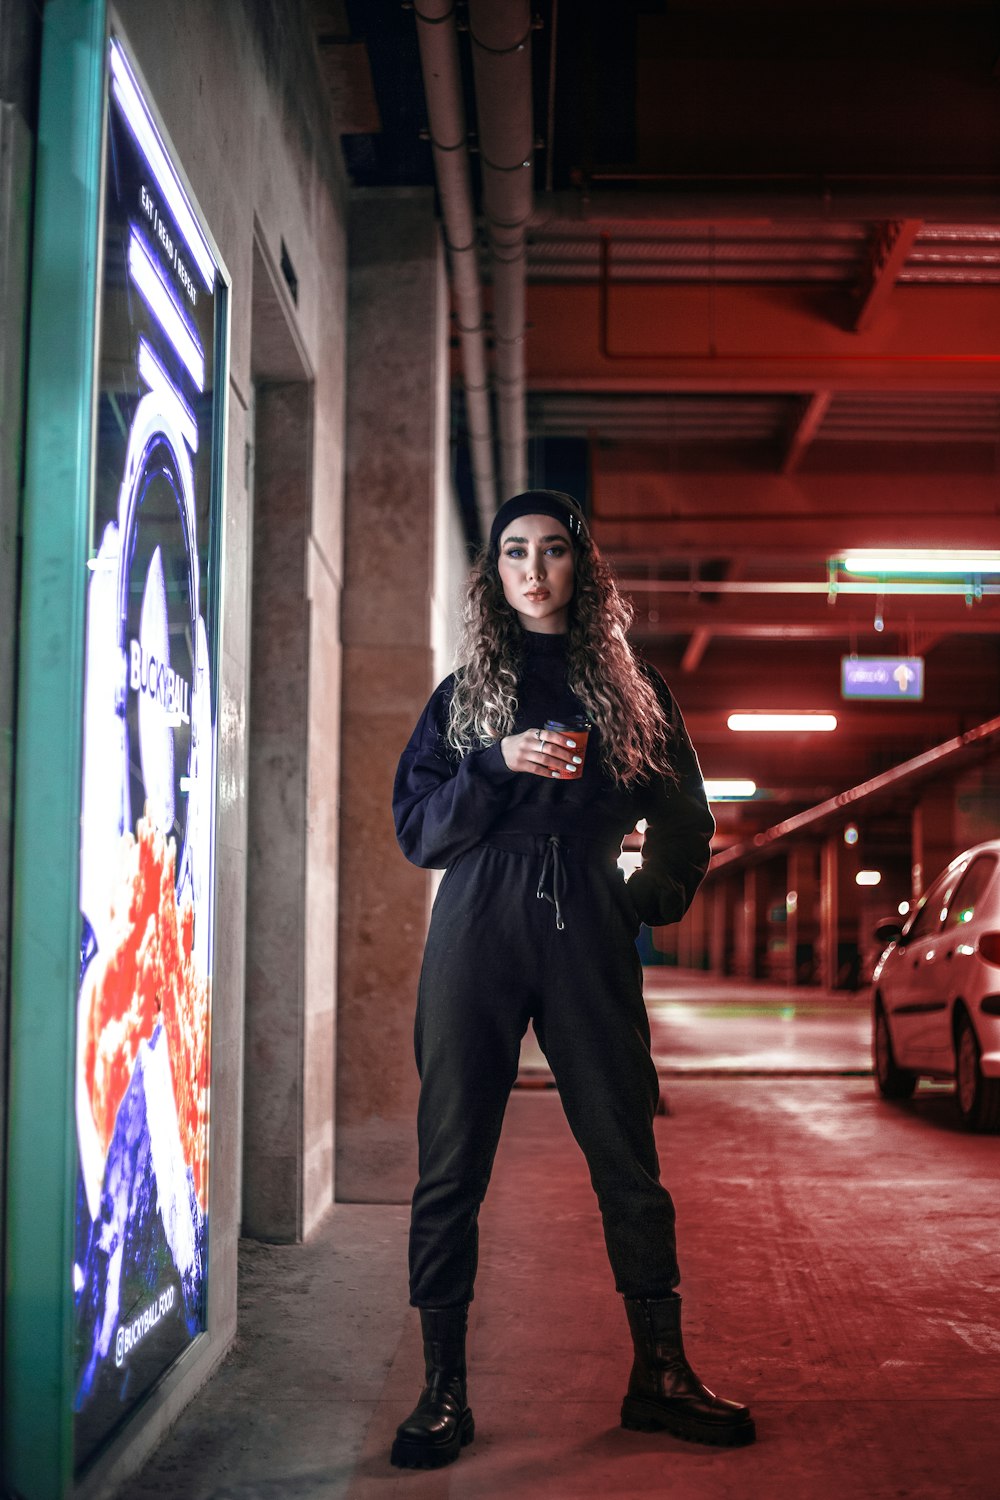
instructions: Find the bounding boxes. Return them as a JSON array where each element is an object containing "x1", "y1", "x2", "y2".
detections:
[
  {"x1": 525, "y1": 283, "x2": 1000, "y2": 391},
  {"x1": 680, "y1": 559, "x2": 745, "y2": 672},
  {"x1": 781, "y1": 390, "x2": 832, "y2": 473},
  {"x1": 532, "y1": 189, "x2": 1000, "y2": 227},
  {"x1": 911, "y1": 629, "x2": 947, "y2": 656},
  {"x1": 596, "y1": 517, "x2": 1000, "y2": 556},
  {"x1": 681, "y1": 626, "x2": 712, "y2": 672},
  {"x1": 852, "y1": 219, "x2": 924, "y2": 334},
  {"x1": 588, "y1": 461, "x2": 1000, "y2": 555}
]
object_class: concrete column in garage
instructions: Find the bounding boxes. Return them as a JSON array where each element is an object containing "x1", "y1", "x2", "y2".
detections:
[
  {"x1": 912, "y1": 780, "x2": 957, "y2": 899},
  {"x1": 709, "y1": 877, "x2": 738, "y2": 975},
  {"x1": 337, "y1": 189, "x2": 449, "y2": 1203},
  {"x1": 685, "y1": 884, "x2": 708, "y2": 969},
  {"x1": 676, "y1": 905, "x2": 694, "y2": 967},
  {"x1": 819, "y1": 831, "x2": 862, "y2": 989},
  {"x1": 735, "y1": 866, "x2": 767, "y2": 978},
  {"x1": 652, "y1": 919, "x2": 679, "y2": 965},
  {"x1": 786, "y1": 843, "x2": 820, "y2": 986}
]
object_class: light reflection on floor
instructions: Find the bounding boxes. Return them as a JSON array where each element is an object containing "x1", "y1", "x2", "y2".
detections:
[{"x1": 519, "y1": 967, "x2": 873, "y2": 1078}]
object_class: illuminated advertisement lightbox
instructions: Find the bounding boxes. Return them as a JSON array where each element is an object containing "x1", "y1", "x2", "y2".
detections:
[{"x1": 73, "y1": 34, "x2": 227, "y2": 1468}]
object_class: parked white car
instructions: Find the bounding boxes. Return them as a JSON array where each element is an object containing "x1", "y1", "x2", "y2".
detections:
[{"x1": 871, "y1": 839, "x2": 1000, "y2": 1131}]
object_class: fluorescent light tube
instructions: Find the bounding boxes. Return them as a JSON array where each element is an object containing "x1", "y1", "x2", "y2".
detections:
[
  {"x1": 703, "y1": 779, "x2": 757, "y2": 799},
  {"x1": 842, "y1": 550, "x2": 1000, "y2": 575},
  {"x1": 727, "y1": 713, "x2": 837, "y2": 732}
]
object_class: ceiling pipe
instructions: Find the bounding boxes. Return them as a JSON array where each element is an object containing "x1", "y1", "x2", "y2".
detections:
[
  {"x1": 414, "y1": 0, "x2": 497, "y2": 540},
  {"x1": 468, "y1": 0, "x2": 532, "y2": 499}
]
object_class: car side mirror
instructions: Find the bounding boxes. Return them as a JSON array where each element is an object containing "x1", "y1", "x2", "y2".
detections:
[{"x1": 874, "y1": 919, "x2": 904, "y2": 944}]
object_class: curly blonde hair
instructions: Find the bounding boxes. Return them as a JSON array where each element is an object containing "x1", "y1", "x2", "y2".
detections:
[{"x1": 446, "y1": 524, "x2": 674, "y2": 786}]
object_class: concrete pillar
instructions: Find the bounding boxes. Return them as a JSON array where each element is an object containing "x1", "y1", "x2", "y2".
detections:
[
  {"x1": 709, "y1": 878, "x2": 738, "y2": 975},
  {"x1": 337, "y1": 190, "x2": 449, "y2": 1203},
  {"x1": 786, "y1": 843, "x2": 820, "y2": 986},
  {"x1": 912, "y1": 780, "x2": 957, "y2": 900},
  {"x1": 676, "y1": 907, "x2": 695, "y2": 967},
  {"x1": 756, "y1": 861, "x2": 789, "y2": 982},
  {"x1": 651, "y1": 920, "x2": 679, "y2": 965},
  {"x1": 819, "y1": 831, "x2": 861, "y2": 989},
  {"x1": 685, "y1": 885, "x2": 707, "y2": 969},
  {"x1": 708, "y1": 883, "x2": 724, "y2": 973},
  {"x1": 735, "y1": 866, "x2": 767, "y2": 978}
]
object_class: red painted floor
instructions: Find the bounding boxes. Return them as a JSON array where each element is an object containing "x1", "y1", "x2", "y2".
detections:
[{"x1": 124, "y1": 977, "x2": 1000, "y2": 1500}]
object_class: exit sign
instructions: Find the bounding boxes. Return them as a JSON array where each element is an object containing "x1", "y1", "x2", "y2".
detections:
[{"x1": 841, "y1": 656, "x2": 924, "y2": 701}]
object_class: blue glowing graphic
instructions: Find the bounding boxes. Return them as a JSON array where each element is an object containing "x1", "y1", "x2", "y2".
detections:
[
  {"x1": 129, "y1": 229, "x2": 205, "y2": 389},
  {"x1": 109, "y1": 39, "x2": 214, "y2": 291},
  {"x1": 73, "y1": 36, "x2": 224, "y2": 1470}
]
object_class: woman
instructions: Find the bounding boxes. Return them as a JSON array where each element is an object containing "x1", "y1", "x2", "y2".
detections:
[{"x1": 390, "y1": 490, "x2": 754, "y2": 1469}]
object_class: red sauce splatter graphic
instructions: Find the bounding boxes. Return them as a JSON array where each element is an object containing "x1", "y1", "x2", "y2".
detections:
[{"x1": 82, "y1": 815, "x2": 210, "y2": 1211}]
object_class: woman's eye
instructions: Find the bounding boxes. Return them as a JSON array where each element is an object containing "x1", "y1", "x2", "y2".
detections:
[
  {"x1": 504, "y1": 547, "x2": 526, "y2": 559},
  {"x1": 546, "y1": 545, "x2": 567, "y2": 557}
]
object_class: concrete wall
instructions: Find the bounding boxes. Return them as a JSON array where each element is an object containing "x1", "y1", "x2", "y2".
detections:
[
  {"x1": 337, "y1": 189, "x2": 460, "y2": 1205},
  {"x1": 71, "y1": 1, "x2": 348, "y2": 1492}
]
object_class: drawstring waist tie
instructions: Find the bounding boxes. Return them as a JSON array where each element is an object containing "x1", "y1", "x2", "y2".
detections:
[
  {"x1": 483, "y1": 828, "x2": 623, "y2": 933},
  {"x1": 536, "y1": 834, "x2": 566, "y2": 931}
]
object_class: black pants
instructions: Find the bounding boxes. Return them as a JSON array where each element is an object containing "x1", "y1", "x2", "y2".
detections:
[{"x1": 409, "y1": 831, "x2": 681, "y2": 1307}]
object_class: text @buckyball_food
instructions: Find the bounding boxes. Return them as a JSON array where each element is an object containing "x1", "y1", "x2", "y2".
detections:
[{"x1": 114, "y1": 1285, "x2": 177, "y2": 1368}]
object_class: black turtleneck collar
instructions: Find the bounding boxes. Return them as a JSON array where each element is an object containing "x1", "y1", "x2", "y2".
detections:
[{"x1": 521, "y1": 629, "x2": 569, "y2": 655}]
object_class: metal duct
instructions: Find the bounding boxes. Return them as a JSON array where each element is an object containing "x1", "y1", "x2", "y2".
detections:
[
  {"x1": 468, "y1": 0, "x2": 532, "y2": 499},
  {"x1": 414, "y1": 0, "x2": 497, "y2": 538}
]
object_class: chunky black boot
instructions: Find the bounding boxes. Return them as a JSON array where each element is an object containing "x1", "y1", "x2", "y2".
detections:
[
  {"x1": 620, "y1": 1295, "x2": 756, "y2": 1448},
  {"x1": 390, "y1": 1305, "x2": 475, "y2": 1469}
]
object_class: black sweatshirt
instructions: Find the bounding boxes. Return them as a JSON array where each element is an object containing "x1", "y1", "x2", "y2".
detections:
[{"x1": 392, "y1": 631, "x2": 716, "y2": 927}]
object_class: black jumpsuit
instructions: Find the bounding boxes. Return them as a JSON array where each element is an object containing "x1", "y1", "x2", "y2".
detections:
[{"x1": 393, "y1": 630, "x2": 715, "y2": 1309}]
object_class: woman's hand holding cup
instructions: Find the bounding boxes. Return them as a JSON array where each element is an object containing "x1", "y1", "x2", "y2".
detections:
[{"x1": 500, "y1": 723, "x2": 588, "y2": 779}]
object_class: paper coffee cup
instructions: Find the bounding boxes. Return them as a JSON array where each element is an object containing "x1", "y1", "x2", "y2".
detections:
[{"x1": 544, "y1": 717, "x2": 591, "y2": 778}]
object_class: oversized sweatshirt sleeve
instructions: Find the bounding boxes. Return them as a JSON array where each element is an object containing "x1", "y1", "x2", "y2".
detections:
[
  {"x1": 393, "y1": 677, "x2": 518, "y2": 868},
  {"x1": 626, "y1": 670, "x2": 716, "y2": 927}
]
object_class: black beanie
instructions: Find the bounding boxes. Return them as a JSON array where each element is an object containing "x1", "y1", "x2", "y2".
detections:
[{"x1": 488, "y1": 490, "x2": 587, "y2": 558}]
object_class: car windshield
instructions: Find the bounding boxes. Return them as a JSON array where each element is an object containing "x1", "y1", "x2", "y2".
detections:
[
  {"x1": 904, "y1": 864, "x2": 965, "y2": 942},
  {"x1": 942, "y1": 854, "x2": 998, "y2": 928}
]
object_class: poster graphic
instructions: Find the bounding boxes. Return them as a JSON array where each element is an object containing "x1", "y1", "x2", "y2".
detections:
[{"x1": 73, "y1": 36, "x2": 225, "y2": 1468}]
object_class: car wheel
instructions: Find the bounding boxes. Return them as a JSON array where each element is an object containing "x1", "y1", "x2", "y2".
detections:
[
  {"x1": 873, "y1": 1002, "x2": 917, "y2": 1100},
  {"x1": 955, "y1": 1010, "x2": 1000, "y2": 1133}
]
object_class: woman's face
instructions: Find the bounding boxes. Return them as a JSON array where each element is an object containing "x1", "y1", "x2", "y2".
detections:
[{"x1": 497, "y1": 513, "x2": 575, "y2": 634}]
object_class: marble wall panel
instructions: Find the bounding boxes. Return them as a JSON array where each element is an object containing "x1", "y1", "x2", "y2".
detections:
[
  {"x1": 303, "y1": 1005, "x2": 335, "y2": 1238},
  {"x1": 337, "y1": 641, "x2": 436, "y2": 1204},
  {"x1": 243, "y1": 381, "x2": 310, "y2": 1241},
  {"x1": 313, "y1": 402, "x2": 346, "y2": 586},
  {"x1": 341, "y1": 191, "x2": 441, "y2": 651}
]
